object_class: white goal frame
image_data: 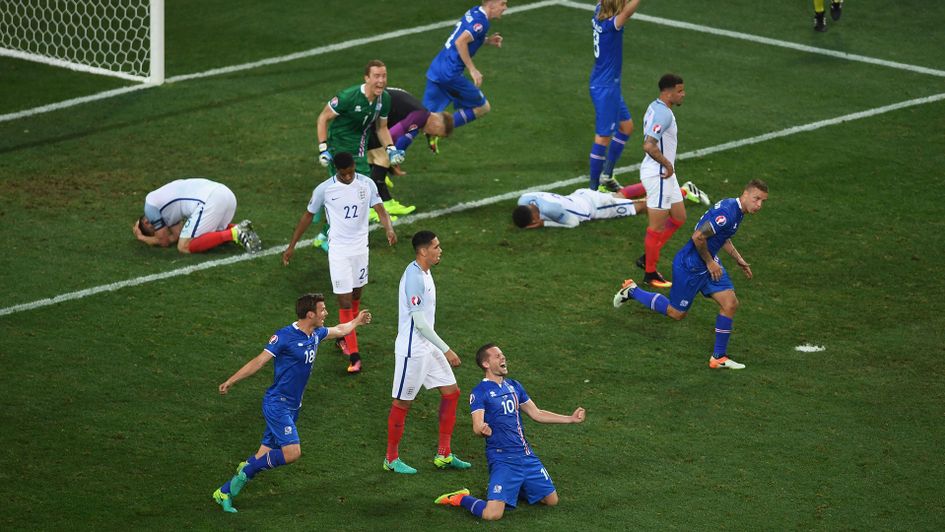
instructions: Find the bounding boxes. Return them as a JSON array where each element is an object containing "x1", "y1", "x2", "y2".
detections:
[{"x1": 0, "y1": 0, "x2": 164, "y2": 84}]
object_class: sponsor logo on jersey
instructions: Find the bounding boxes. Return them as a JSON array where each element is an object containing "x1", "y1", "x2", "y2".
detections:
[
  {"x1": 473, "y1": 22, "x2": 483, "y2": 33},
  {"x1": 410, "y1": 295, "x2": 421, "y2": 306},
  {"x1": 355, "y1": 105, "x2": 362, "y2": 111},
  {"x1": 284, "y1": 426, "x2": 293, "y2": 435},
  {"x1": 493, "y1": 485, "x2": 503, "y2": 494},
  {"x1": 269, "y1": 334, "x2": 279, "y2": 344},
  {"x1": 489, "y1": 390, "x2": 496, "y2": 397},
  {"x1": 408, "y1": 124, "x2": 419, "y2": 132},
  {"x1": 329, "y1": 97, "x2": 339, "y2": 108},
  {"x1": 715, "y1": 215, "x2": 727, "y2": 227}
]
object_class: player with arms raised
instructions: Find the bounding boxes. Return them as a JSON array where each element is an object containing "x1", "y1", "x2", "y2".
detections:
[
  {"x1": 211, "y1": 293, "x2": 372, "y2": 513},
  {"x1": 435, "y1": 343, "x2": 586, "y2": 521}
]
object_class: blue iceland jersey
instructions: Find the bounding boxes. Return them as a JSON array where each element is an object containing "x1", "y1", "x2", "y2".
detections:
[
  {"x1": 590, "y1": 3, "x2": 624, "y2": 86},
  {"x1": 677, "y1": 198, "x2": 745, "y2": 272},
  {"x1": 262, "y1": 323, "x2": 329, "y2": 408},
  {"x1": 427, "y1": 6, "x2": 490, "y2": 82},
  {"x1": 470, "y1": 378, "x2": 534, "y2": 462}
]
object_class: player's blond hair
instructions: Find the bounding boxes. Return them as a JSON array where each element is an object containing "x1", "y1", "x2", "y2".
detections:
[{"x1": 598, "y1": 0, "x2": 627, "y2": 20}]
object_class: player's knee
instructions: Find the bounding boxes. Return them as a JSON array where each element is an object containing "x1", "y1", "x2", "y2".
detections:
[
  {"x1": 619, "y1": 120, "x2": 634, "y2": 136},
  {"x1": 476, "y1": 100, "x2": 491, "y2": 117},
  {"x1": 283, "y1": 445, "x2": 302, "y2": 463},
  {"x1": 723, "y1": 298, "x2": 739, "y2": 315},
  {"x1": 667, "y1": 307, "x2": 687, "y2": 321},
  {"x1": 481, "y1": 507, "x2": 504, "y2": 521},
  {"x1": 542, "y1": 491, "x2": 559, "y2": 506}
]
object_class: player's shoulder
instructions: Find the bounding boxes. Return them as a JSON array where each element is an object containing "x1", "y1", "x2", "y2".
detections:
[{"x1": 267, "y1": 323, "x2": 298, "y2": 347}]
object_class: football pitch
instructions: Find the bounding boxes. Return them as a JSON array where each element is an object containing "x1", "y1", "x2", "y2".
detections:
[{"x1": 2, "y1": 0, "x2": 944, "y2": 529}]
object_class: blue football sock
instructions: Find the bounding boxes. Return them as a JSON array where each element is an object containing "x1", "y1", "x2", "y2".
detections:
[
  {"x1": 395, "y1": 130, "x2": 418, "y2": 151},
  {"x1": 453, "y1": 109, "x2": 477, "y2": 128},
  {"x1": 460, "y1": 495, "x2": 486, "y2": 518},
  {"x1": 632, "y1": 287, "x2": 670, "y2": 315},
  {"x1": 243, "y1": 449, "x2": 287, "y2": 479},
  {"x1": 589, "y1": 142, "x2": 607, "y2": 189},
  {"x1": 220, "y1": 479, "x2": 232, "y2": 494},
  {"x1": 604, "y1": 131, "x2": 630, "y2": 176},
  {"x1": 713, "y1": 315, "x2": 733, "y2": 358}
]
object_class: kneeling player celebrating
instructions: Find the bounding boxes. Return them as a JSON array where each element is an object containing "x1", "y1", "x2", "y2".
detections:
[{"x1": 435, "y1": 343, "x2": 585, "y2": 521}]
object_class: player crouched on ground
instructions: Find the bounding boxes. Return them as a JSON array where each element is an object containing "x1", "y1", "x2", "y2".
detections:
[{"x1": 133, "y1": 178, "x2": 262, "y2": 254}]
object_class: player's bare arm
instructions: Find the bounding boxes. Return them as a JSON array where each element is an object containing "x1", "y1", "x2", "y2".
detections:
[
  {"x1": 326, "y1": 310, "x2": 372, "y2": 340},
  {"x1": 722, "y1": 239, "x2": 752, "y2": 279},
  {"x1": 643, "y1": 135, "x2": 674, "y2": 177},
  {"x1": 372, "y1": 203, "x2": 398, "y2": 245},
  {"x1": 692, "y1": 220, "x2": 723, "y2": 281},
  {"x1": 219, "y1": 350, "x2": 272, "y2": 395},
  {"x1": 375, "y1": 117, "x2": 395, "y2": 147},
  {"x1": 316, "y1": 104, "x2": 337, "y2": 145},
  {"x1": 282, "y1": 211, "x2": 315, "y2": 266},
  {"x1": 472, "y1": 409, "x2": 492, "y2": 437},
  {"x1": 520, "y1": 400, "x2": 586, "y2": 424},
  {"x1": 454, "y1": 31, "x2": 482, "y2": 87},
  {"x1": 615, "y1": 0, "x2": 642, "y2": 28}
]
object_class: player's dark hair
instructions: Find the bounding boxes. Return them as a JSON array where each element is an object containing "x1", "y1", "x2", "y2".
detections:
[
  {"x1": 364, "y1": 59, "x2": 386, "y2": 76},
  {"x1": 476, "y1": 343, "x2": 499, "y2": 370},
  {"x1": 658, "y1": 73, "x2": 684, "y2": 91},
  {"x1": 296, "y1": 293, "x2": 325, "y2": 319},
  {"x1": 138, "y1": 215, "x2": 155, "y2": 237},
  {"x1": 745, "y1": 178, "x2": 768, "y2": 193},
  {"x1": 412, "y1": 230, "x2": 438, "y2": 252},
  {"x1": 334, "y1": 152, "x2": 355, "y2": 170},
  {"x1": 440, "y1": 112, "x2": 455, "y2": 137},
  {"x1": 512, "y1": 205, "x2": 533, "y2": 228}
]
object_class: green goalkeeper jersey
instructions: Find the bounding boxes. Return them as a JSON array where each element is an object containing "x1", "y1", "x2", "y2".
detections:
[{"x1": 327, "y1": 84, "x2": 391, "y2": 157}]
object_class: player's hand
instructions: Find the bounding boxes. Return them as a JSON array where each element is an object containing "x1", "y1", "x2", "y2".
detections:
[
  {"x1": 479, "y1": 422, "x2": 493, "y2": 437},
  {"x1": 737, "y1": 259, "x2": 753, "y2": 280},
  {"x1": 132, "y1": 222, "x2": 142, "y2": 239},
  {"x1": 386, "y1": 227, "x2": 397, "y2": 246},
  {"x1": 470, "y1": 68, "x2": 483, "y2": 87},
  {"x1": 219, "y1": 381, "x2": 232, "y2": 395},
  {"x1": 707, "y1": 259, "x2": 723, "y2": 281},
  {"x1": 282, "y1": 246, "x2": 295, "y2": 266},
  {"x1": 355, "y1": 310, "x2": 372, "y2": 325},
  {"x1": 386, "y1": 145, "x2": 405, "y2": 166},
  {"x1": 445, "y1": 349, "x2": 461, "y2": 367},
  {"x1": 488, "y1": 33, "x2": 503, "y2": 48},
  {"x1": 572, "y1": 407, "x2": 586, "y2": 423},
  {"x1": 661, "y1": 161, "x2": 675, "y2": 179},
  {"x1": 318, "y1": 150, "x2": 333, "y2": 167}
]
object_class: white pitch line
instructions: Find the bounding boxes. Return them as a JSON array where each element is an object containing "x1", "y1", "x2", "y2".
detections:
[
  {"x1": 0, "y1": 0, "x2": 558, "y2": 124},
  {"x1": 558, "y1": 0, "x2": 945, "y2": 78},
  {"x1": 3, "y1": 91, "x2": 943, "y2": 318}
]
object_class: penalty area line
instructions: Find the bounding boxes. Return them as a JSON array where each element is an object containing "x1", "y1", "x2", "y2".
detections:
[{"x1": 1, "y1": 92, "x2": 943, "y2": 318}]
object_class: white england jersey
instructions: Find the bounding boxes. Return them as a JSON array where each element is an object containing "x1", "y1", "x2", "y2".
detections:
[
  {"x1": 395, "y1": 261, "x2": 438, "y2": 356},
  {"x1": 143, "y1": 178, "x2": 223, "y2": 230},
  {"x1": 640, "y1": 99, "x2": 678, "y2": 176},
  {"x1": 307, "y1": 173, "x2": 381, "y2": 258},
  {"x1": 518, "y1": 189, "x2": 636, "y2": 228}
]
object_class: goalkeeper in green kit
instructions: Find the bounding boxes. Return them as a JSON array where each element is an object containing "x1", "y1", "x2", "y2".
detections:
[{"x1": 312, "y1": 59, "x2": 406, "y2": 250}]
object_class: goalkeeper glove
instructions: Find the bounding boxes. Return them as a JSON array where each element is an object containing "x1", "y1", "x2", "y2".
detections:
[
  {"x1": 386, "y1": 145, "x2": 406, "y2": 166},
  {"x1": 317, "y1": 142, "x2": 332, "y2": 167}
]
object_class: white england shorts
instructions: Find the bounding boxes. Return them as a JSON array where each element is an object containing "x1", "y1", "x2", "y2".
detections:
[
  {"x1": 328, "y1": 252, "x2": 369, "y2": 294},
  {"x1": 390, "y1": 348, "x2": 457, "y2": 401},
  {"x1": 640, "y1": 171, "x2": 683, "y2": 210},
  {"x1": 572, "y1": 188, "x2": 637, "y2": 220},
  {"x1": 180, "y1": 184, "x2": 237, "y2": 239}
]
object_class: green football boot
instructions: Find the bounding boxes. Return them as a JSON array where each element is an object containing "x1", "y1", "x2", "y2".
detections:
[
  {"x1": 213, "y1": 488, "x2": 237, "y2": 513},
  {"x1": 433, "y1": 453, "x2": 471, "y2": 470},
  {"x1": 383, "y1": 458, "x2": 417, "y2": 474}
]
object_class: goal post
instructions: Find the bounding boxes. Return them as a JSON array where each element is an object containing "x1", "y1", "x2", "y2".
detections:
[{"x1": 0, "y1": 0, "x2": 165, "y2": 84}]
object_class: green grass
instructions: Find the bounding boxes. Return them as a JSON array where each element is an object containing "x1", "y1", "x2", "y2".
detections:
[{"x1": 2, "y1": 0, "x2": 945, "y2": 529}]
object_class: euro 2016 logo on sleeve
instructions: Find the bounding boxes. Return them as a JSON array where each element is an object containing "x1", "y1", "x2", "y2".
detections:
[
  {"x1": 652, "y1": 123, "x2": 662, "y2": 134},
  {"x1": 473, "y1": 23, "x2": 483, "y2": 33},
  {"x1": 715, "y1": 215, "x2": 728, "y2": 227},
  {"x1": 269, "y1": 335, "x2": 279, "y2": 345}
]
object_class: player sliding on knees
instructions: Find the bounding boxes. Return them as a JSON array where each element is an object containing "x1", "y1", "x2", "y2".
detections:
[
  {"x1": 613, "y1": 179, "x2": 769, "y2": 370},
  {"x1": 434, "y1": 343, "x2": 585, "y2": 521},
  {"x1": 212, "y1": 293, "x2": 372, "y2": 513}
]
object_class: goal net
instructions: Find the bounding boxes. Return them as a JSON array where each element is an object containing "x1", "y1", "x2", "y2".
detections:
[{"x1": 0, "y1": 0, "x2": 164, "y2": 84}]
